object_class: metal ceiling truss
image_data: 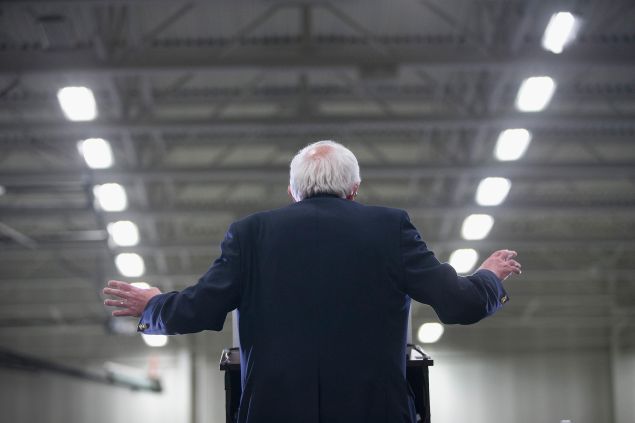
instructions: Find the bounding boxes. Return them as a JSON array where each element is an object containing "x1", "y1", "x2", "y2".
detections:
[
  {"x1": 1, "y1": 162, "x2": 632, "y2": 186},
  {"x1": 3, "y1": 202, "x2": 633, "y2": 221},
  {"x1": 1, "y1": 115, "x2": 635, "y2": 142},
  {"x1": 1, "y1": 0, "x2": 635, "y2": 349}
]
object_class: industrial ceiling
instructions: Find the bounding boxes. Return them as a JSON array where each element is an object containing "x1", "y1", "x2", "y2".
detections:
[{"x1": 0, "y1": 0, "x2": 634, "y2": 358}]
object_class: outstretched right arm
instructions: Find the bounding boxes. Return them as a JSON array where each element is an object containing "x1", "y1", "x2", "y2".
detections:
[{"x1": 399, "y1": 211, "x2": 520, "y2": 324}]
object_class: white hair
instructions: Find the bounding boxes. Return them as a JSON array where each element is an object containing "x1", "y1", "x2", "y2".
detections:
[{"x1": 289, "y1": 140, "x2": 361, "y2": 201}]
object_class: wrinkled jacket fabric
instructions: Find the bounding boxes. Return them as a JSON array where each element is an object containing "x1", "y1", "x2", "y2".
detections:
[{"x1": 139, "y1": 194, "x2": 507, "y2": 423}]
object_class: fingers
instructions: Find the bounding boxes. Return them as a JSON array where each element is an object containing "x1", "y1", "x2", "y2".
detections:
[
  {"x1": 491, "y1": 250, "x2": 519, "y2": 264},
  {"x1": 112, "y1": 309, "x2": 136, "y2": 317},
  {"x1": 104, "y1": 280, "x2": 145, "y2": 318},
  {"x1": 507, "y1": 259, "x2": 521, "y2": 269},
  {"x1": 108, "y1": 280, "x2": 134, "y2": 291},
  {"x1": 491, "y1": 250, "x2": 517, "y2": 260},
  {"x1": 484, "y1": 250, "x2": 522, "y2": 280},
  {"x1": 505, "y1": 259, "x2": 522, "y2": 275},
  {"x1": 104, "y1": 298, "x2": 128, "y2": 307},
  {"x1": 492, "y1": 249, "x2": 516, "y2": 259},
  {"x1": 102, "y1": 287, "x2": 131, "y2": 299}
]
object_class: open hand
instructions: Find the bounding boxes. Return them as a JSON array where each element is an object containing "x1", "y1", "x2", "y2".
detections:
[
  {"x1": 103, "y1": 280, "x2": 161, "y2": 317},
  {"x1": 477, "y1": 250, "x2": 522, "y2": 281}
]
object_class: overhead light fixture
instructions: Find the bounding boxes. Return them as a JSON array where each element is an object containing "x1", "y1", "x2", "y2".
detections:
[
  {"x1": 461, "y1": 214, "x2": 495, "y2": 240},
  {"x1": 449, "y1": 248, "x2": 478, "y2": 274},
  {"x1": 494, "y1": 129, "x2": 532, "y2": 161},
  {"x1": 0, "y1": 185, "x2": 5, "y2": 196},
  {"x1": 131, "y1": 282, "x2": 151, "y2": 289},
  {"x1": 78, "y1": 138, "x2": 113, "y2": 169},
  {"x1": 476, "y1": 177, "x2": 511, "y2": 206},
  {"x1": 93, "y1": 183, "x2": 127, "y2": 212},
  {"x1": 515, "y1": 76, "x2": 556, "y2": 112},
  {"x1": 417, "y1": 322, "x2": 444, "y2": 344},
  {"x1": 115, "y1": 253, "x2": 145, "y2": 277},
  {"x1": 107, "y1": 220, "x2": 140, "y2": 247},
  {"x1": 141, "y1": 334, "x2": 168, "y2": 347},
  {"x1": 542, "y1": 12, "x2": 579, "y2": 54},
  {"x1": 57, "y1": 86, "x2": 97, "y2": 121}
]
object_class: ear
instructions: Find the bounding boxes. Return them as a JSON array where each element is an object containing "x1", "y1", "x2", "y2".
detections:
[
  {"x1": 287, "y1": 186, "x2": 297, "y2": 203},
  {"x1": 346, "y1": 183, "x2": 360, "y2": 201}
]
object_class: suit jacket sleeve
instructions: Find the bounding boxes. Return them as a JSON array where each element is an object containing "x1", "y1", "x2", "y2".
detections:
[
  {"x1": 399, "y1": 211, "x2": 508, "y2": 324},
  {"x1": 137, "y1": 222, "x2": 242, "y2": 334}
]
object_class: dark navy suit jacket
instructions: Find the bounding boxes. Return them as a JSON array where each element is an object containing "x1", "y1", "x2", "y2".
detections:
[{"x1": 138, "y1": 193, "x2": 508, "y2": 423}]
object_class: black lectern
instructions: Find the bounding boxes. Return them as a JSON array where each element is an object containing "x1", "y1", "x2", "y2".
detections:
[{"x1": 219, "y1": 345, "x2": 433, "y2": 423}]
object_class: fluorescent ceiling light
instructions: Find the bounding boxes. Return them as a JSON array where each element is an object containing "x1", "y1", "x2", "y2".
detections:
[
  {"x1": 131, "y1": 282, "x2": 151, "y2": 289},
  {"x1": 494, "y1": 129, "x2": 532, "y2": 161},
  {"x1": 461, "y1": 214, "x2": 495, "y2": 240},
  {"x1": 417, "y1": 322, "x2": 444, "y2": 344},
  {"x1": 93, "y1": 183, "x2": 127, "y2": 212},
  {"x1": 107, "y1": 220, "x2": 140, "y2": 247},
  {"x1": 141, "y1": 334, "x2": 168, "y2": 347},
  {"x1": 515, "y1": 76, "x2": 556, "y2": 112},
  {"x1": 542, "y1": 12, "x2": 579, "y2": 54},
  {"x1": 78, "y1": 138, "x2": 113, "y2": 169},
  {"x1": 115, "y1": 253, "x2": 145, "y2": 277},
  {"x1": 57, "y1": 86, "x2": 97, "y2": 121},
  {"x1": 449, "y1": 248, "x2": 478, "y2": 274},
  {"x1": 476, "y1": 177, "x2": 511, "y2": 206}
]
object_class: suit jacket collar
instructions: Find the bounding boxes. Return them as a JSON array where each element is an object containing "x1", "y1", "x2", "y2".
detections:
[{"x1": 304, "y1": 193, "x2": 342, "y2": 200}]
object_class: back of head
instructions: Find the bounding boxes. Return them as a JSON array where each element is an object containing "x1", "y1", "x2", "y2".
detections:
[{"x1": 289, "y1": 140, "x2": 361, "y2": 201}]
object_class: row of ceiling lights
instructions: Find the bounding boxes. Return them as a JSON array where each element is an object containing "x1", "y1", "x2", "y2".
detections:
[
  {"x1": 54, "y1": 11, "x2": 579, "y2": 347},
  {"x1": 419, "y1": 11, "x2": 580, "y2": 344},
  {"x1": 60, "y1": 88, "x2": 164, "y2": 346},
  {"x1": 75, "y1": 138, "x2": 146, "y2": 277}
]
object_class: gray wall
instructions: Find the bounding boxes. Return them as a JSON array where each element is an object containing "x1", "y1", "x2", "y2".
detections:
[
  {"x1": 427, "y1": 347, "x2": 613, "y2": 423},
  {"x1": 614, "y1": 348, "x2": 635, "y2": 423}
]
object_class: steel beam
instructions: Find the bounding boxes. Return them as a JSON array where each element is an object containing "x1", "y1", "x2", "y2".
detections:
[
  {"x1": 1, "y1": 114, "x2": 634, "y2": 138},
  {"x1": 0, "y1": 222, "x2": 38, "y2": 249},
  {"x1": 4, "y1": 87, "x2": 633, "y2": 114},
  {"x1": 0, "y1": 162, "x2": 633, "y2": 186},
  {"x1": 1, "y1": 46, "x2": 634, "y2": 76},
  {"x1": 1, "y1": 203, "x2": 634, "y2": 220}
]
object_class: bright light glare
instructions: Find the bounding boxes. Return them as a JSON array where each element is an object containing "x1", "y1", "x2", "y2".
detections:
[
  {"x1": 78, "y1": 138, "x2": 113, "y2": 169},
  {"x1": 449, "y1": 248, "x2": 479, "y2": 274},
  {"x1": 141, "y1": 334, "x2": 168, "y2": 347},
  {"x1": 495, "y1": 129, "x2": 532, "y2": 161},
  {"x1": 542, "y1": 12, "x2": 579, "y2": 54},
  {"x1": 131, "y1": 282, "x2": 151, "y2": 289},
  {"x1": 115, "y1": 253, "x2": 145, "y2": 277},
  {"x1": 515, "y1": 76, "x2": 556, "y2": 112},
  {"x1": 476, "y1": 177, "x2": 511, "y2": 206},
  {"x1": 93, "y1": 183, "x2": 127, "y2": 211},
  {"x1": 57, "y1": 86, "x2": 97, "y2": 121},
  {"x1": 417, "y1": 322, "x2": 445, "y2": 343},
  {"x1": 107, "y1": 220, "x2": 139, "y2": 247},
  {"x1": 461, "y1": 214, "x2": 495, "y2": 240}
]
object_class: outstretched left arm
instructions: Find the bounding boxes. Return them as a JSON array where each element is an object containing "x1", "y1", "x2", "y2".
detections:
[{"x1": 103, "y1": 222, "x2": 243, "y2": 335}]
